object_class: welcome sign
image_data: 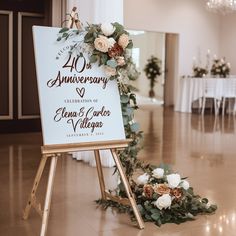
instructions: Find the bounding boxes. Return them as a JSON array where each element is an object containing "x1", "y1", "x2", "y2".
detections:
[{"x1": 33, "y1": 26, "x2": 125, "y2": 145}]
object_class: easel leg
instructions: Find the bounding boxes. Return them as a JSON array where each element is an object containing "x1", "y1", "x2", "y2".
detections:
[
  {"x1": 94, "y1": 150, "x2": 106, "y2": 200},
  {"x1": 40, "y1": 155, "x2": 58, "y2": 236},
  {"x1": 23, "y1": 155, "x2": 48, "y2": 220},
  {"x1": 111, "y1": 149, "x2": 145, "y2": 229}
]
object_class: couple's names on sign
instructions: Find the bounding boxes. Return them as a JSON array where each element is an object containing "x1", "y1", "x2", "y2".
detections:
[
  {"x1": 53, "y1": 106, "x2": 111, "y2": 134},
  {"x1": 33, "y1": 26, "x2": 125, "y2": 145}
]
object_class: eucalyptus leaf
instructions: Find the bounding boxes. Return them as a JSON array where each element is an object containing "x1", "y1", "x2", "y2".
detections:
[
  {"x1": 59, "y1": 27, "x2": 69, "y2": 33},
  {"x1": 107, "y1": 59, "x2": 118, "y2": 68},
  {"x1": 122, "y1": 116, "x2": 129, "y2": 125},
  {"x1": 120, "y1": 95, "x2": 129, "y2": 103},
  {"x1": 201, "y1": 198, "x2": 208, "y2": 204},
  {"x1": 130, "y1": 123, "x2": 140, "y2": 133},
  {"x1": 145, "y1": 214, "x2": 152, "y2": 221},
  {"x1": 84, "y1": 32, "x2": 94, "y2": 43},
  {"x1": 126, "y1": 41, "x2": 133, "y2": 49},
  {"x1": 62, "y1": 32, "x2": 68, "y2": 38},
  {"x1": 151, "y1": 212, "x2": 161, "y2": 221},
  {"x1": 150, "y1": 208, "x2": 160, "y2": 214},
  {"x1": 101, "y1": 54, "x2": 108, "y2": 65},
  {"x1": 90, "y1": 55, "x2": 98, "y2": 63}
]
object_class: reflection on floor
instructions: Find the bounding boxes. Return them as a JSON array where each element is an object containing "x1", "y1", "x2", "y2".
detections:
[{"x1": 1, "y1": 107, "x2": 236, "y2": 235}]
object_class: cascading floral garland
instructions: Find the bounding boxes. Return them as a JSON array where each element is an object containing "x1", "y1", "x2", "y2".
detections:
[{"x1": 56, "y1": 22, "x2": 217, "y2": 226}]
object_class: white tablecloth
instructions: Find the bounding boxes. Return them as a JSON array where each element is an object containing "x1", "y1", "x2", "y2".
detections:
[{"x1": 175, "y1": 77, "x2": 236, "y2": 113}]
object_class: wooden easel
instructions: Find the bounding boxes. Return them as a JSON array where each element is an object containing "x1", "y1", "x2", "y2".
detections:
[
  {"x1": 23, "y1": 7, "x2": 144, "y2": 235},
  {"x1": 23, "y1": 140, "x2": 145, "y2": 235}
]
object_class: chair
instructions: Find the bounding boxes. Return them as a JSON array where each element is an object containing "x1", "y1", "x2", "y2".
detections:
[
  {"x1": 222, "y1": 79, "x2": 236, "y2": 116},
  {"x1": 201, "y1": 79, "x2": 221, "y2": 116}
]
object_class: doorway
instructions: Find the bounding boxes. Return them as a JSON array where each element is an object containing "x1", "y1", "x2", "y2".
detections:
[
  {"x1": 164, "y1": 33, "x2": 179, "y2": 107},
  {"x1": 0, "y1": 0, "x2": 51, "y2": 133}
]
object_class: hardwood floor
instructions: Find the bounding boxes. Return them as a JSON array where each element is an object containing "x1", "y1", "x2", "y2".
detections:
[{"x1": 0, "y1": 106, "x2": 236, "y2": 235}]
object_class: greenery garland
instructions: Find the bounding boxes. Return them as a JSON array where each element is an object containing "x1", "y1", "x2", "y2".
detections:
[
  {"x1": 57, "y1": 22, "x2": 144, "y2": 179},
  {"x1": 56, "y1": 22, "x2": 217, "y2": 226}
]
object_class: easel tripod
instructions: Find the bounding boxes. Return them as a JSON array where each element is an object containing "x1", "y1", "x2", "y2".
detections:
[{"x1": 22, "y1": 140, "x2": 145, "y2": 236}]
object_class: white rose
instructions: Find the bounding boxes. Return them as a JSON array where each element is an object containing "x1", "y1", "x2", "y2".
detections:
[
  {"x1": 94, "y1": 35, "x2": 109, "y2": 53},
  {"x1": 136, "y1": 173, "x2": 150, "y2": 185},
  {"x1": 181, "y1": 180, "x2": 190, "y2": 190},
  {"x1": 108, "y1": 38, "x2": 116, "y2": 48},
  {"x1": 167, "y1": 173, "x2": 181, "y2": 188},
  {"x1": 101, "y1": 23, "x2": 115, "y2": 36},
  {"x1": 116, "y1": 56, "x2": 126, "y2": 66},
  {"x1": 152, "y1": 168, "x2": 164, "y2": 179},
  {"x1": 206, "y1": 202, "x2": 211, "y2": 209},
  {"x1": 154, "y1": 194, "x2": 172, "y2": 210},
  {"x1": 118, "y1": 34, "x2": 129, "y2": 49},
  {"x1": 104, "y1": 66, "x2": 117, "y2": 77}
]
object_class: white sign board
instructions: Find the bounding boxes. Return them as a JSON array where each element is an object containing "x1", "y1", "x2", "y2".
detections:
[{"x1": 33, "y1": 26, "x2": 125, "y2": 145}]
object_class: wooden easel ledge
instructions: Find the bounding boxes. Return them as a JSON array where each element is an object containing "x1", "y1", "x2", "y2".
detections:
[{"x1": 41, "y1": 139, "x2": 132, "y2": 154}]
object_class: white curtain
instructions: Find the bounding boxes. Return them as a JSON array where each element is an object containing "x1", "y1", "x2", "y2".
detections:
[
  {"x1": 67, "y1": 0, "x2": 123, "y2": 167},
  {"x1": 67, "y1": 0, "x2": 123, "y2": 24}
]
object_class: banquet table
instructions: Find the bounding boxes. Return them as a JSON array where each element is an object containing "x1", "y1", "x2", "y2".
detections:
[{"x1": 175, "y1": 77, "x2": 236, "y2": 113}]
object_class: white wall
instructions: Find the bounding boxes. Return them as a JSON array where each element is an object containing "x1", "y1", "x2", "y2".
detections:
[
  {"x1": 124, "y1": 0, "x2": 221, "y2": 76},
  {"x1": 130, "y1": 32, "x2": 165, "y2": 99},
  {"x1": 67, "y1": 0, "x2": 123, "y2": 24},
  {"x1": 220, "y1": 14, "x2": 236, "y2": 74}
]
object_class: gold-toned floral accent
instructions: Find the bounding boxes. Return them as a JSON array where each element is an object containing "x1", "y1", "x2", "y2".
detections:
[
  {"x1": 171, "y1": 188, "x2": 183, "y2": 200},
  {"x1": 143, "y1": 184, "x2": 154, "y2": 198},
  {"x1": 153, "y1": 184, "x2": 170, "y2": 195}
]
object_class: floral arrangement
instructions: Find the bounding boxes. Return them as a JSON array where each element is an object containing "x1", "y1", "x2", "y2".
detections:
[
  {"x1": 211, "y1": 58, "x2": 230, "y2": 78},
  {"x1": 144, "y1": 56, "x2": 162, "y2": 97},
  {"x1": 192, "y1": 66, "x2": 208, "y2": 78},
  {"x1": 133, "y1": 167, "x2": 217, "y2": 226},
  {"x1": 57, "y1": 21, "x2": 217, "y2": 227},
  {"x1": 57, "y1": 22, "x2": 142, "y2": 178}
]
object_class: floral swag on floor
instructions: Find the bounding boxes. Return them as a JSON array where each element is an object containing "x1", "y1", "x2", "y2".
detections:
[{"x1": 57, "y1": 22, "x2": 217, "y2": 226}]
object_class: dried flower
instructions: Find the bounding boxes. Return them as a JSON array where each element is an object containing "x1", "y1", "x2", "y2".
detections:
[
  {"x1": 171, "y1": 188, "x2": 183, "y2": 201},
  {"x1": 143, "y1": 184, "x2": 154, "y2": 198},
  {"x1": 153, "y1": 183, "x2": 170, "y2": 195},
  {"x1": 108, "y1": 43, "x2": 123, "y2": 58}
]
